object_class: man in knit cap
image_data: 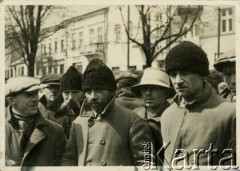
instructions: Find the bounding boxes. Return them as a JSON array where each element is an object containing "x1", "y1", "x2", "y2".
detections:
[
  {"x1": 161, "y1": 41, "x2": 236, "y2": 168},
  {"x1": 61, "y1": 58, "x2": 156, "y2": 167},
  {"x1": 38, "y1": 73, "x2": 63, "y2": 120},
  {"x1": 214, "y1": 49, "x2": 236, "y2": 102},
  {"x1": 55, "y1": 66, "x2": 85, "y2": 138},
  {"x1": 5, "y1": 76, "x2": 66, "y2": 166}
]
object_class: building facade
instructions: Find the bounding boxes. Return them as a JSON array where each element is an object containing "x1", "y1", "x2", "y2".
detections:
[{"x1": 5, "y1": 5, "x2": 236, "y2": 79}]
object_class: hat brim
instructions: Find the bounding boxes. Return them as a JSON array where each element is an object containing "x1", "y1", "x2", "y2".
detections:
[
  {"x1": 131, "y1": 81, "x2": 173, "y2": 97},
  {"x1": 25, "y1": 84, "x2": 41, "y2": 92}
]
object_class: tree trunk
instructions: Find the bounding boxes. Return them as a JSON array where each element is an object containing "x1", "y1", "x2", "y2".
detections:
[{"x1": 27, "y1": 54, "x2": 35, "y2": 76}]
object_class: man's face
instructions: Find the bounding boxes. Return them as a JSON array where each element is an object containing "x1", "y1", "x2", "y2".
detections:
[
  {"x1": 140, "y1": 85, "x2": 169, "y2": 108},
  {"x1": 85, "y1": 89, "x2": 115, "y2": 114},
  {"x1": 42, "y1": 85, "x2": 60, "y2": 102},
  {"x1": 62, "y1": 90, "x2": 85, "y2": 108},
  {"x1": 169, "y1": 71, "x2": 203, "y2": 102},
  {"x1": 223, "y1": 67, "x2": 236, "y2": 96},
  {"x1": 9, "y1": 90, "x2": 39, "y2": 116}
]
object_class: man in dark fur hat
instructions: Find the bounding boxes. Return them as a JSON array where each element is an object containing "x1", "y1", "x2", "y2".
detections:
[
  {"x1": 55, "y1": 66, "x2": 85, "y2": 138},
  {"x1": 61, "y1": 58, "x2": 156, "y2": 167}
]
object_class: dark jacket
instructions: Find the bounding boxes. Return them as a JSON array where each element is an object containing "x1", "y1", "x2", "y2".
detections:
[
  {"x1": 161, "y1": 81, "x2": 236, "y2": 166},
  {"x1": 61, "y1": 97, "x2": 156, "y2": 166},
  {"x1": 115, "y1": 87, "x2": 144, "y2": 110},
  {"x1": 6, "y1": 106, "x2": 66, "y2": 166}
]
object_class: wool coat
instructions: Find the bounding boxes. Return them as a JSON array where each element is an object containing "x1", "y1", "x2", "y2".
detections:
[
  {"x1": 61, "y1": 97, "x2": 156, "y2": 166},
  {"x1": 5, "y1": 106, "x2": 67, "y2": 166},
  {"x1": 115, "y1": 87, "x2": 144, "y2": 110},
  {"x1": 161, "y1": 81, "x2": 236, "y2": 166}
]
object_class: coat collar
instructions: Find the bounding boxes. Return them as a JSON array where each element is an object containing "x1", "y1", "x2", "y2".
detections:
[{"x1": 6, "y1": 105, "x2": 49, "y2": 165}]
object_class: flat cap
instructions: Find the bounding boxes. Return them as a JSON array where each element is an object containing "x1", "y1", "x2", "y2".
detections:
[
  {"x1": 40, "y1": 73, "x2": 61, "y2": 85},
  {"x1": 214, "y1": 49, "x2": 235, "y2": 73},
  {"x1": 5, "y1": 76, "x2": 41, "y2": 97},
  {"x1": 115, "y1": 71, "x2": 138, "y2": 84}
]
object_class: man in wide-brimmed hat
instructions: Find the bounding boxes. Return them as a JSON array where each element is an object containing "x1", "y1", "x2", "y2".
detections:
[
  {"x1": 131, "y1": 67, "x2": 174, "y2": 165},
  {"x1": 214, "y1": 49, "x2": 236, "y2": 102},
  {"x1": 5, "y1": 76, "x2": 66, "y2": 166},
  {"x1": 61, "y1": 58, "x2": 155, "y2": 166},
  {"x1": 161, "y1": 41, "x2": 236, "y2": 166}
]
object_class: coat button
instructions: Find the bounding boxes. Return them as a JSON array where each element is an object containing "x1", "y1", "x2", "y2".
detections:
[
  {"x1": 101, "y1": 160, "x2": 107, "y2": 166},
  {"x1": 100, "y1": 140, "x2": 106, "y2": 145},
  {"x1": 86, "y1": 161, "x2": 92, "y2": 166}
]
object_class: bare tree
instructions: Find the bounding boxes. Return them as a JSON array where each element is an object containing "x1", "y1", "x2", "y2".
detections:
[
  {"x1": 5, "y1": 5, "x2": 63, "y2": 76},
  {"x1": 120, "y1": 5, "x2": 203, "y2": 67}
]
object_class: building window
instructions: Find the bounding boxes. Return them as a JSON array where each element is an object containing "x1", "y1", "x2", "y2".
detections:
[
  {"x1": 115, "y1": 24, "x2": 121, "y2": 42},
  {"x1": 54, "y1": 66, "x2": 58, "y2": 73},
  {"x1": 21, "y1": 66, "x2": 24, "y2": 76},
  {"x1": 72, "y1": 33, "x2": 76, "y2": 50},
  {"x1": 44, "y1": 44, "x2": 47, "y2": 55},
  {"x1": 90, "y1": 29, "x2": 95, "y2": 44},
  {"x1": 61, "y1": 39, "x2": 64, "y2": 52},
  {"x1": 48, "y1": 66, "x2": 52, "y2": 73},
  {"x1": 155, "y1": 13, "x2": 162, "y2": 22},
  {"x1": 97, "y1": 27, "x2": 103, "y2": 43},
  {"x1": 49, "y1": 42, "x2": 52, "y2": 55},
  {"x1": 60, "y1": 64, "x2": 64, "y2": 74},
  {"x1": 54, "y1": 41, "x2": 58, "y2": 53},
  {"x1": 221, "y1": 8, "x2": 233, "y2": 33},
  {"x1": 79, "y1": 32, "x2": 83, "y2": 48},
  {"x1": 112, "y1": 67, "x2": 120, "y2": 72},
  {"x1": 194, "y1": 25, "x2": 199, "y2": 36}
]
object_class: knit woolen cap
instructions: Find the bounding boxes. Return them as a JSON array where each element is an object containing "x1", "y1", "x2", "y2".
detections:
[
  {"x1": 165, "y1": 41, "x2": 209, "y2": 76},
  {"x1": 82, "y1": 58, "x2": 117, "y2": 92},
  {"x1": 60, "y1": 66, "x2": 82, "y2": 92}
]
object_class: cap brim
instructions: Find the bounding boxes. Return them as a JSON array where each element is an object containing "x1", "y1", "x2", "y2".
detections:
[{"x1": 25, "y1": 84, "x2": 41, "y2": 92}]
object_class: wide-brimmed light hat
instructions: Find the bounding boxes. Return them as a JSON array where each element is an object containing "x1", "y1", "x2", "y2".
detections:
[{"x1": 131, "y1": 67, "x2": 174, "y2": 97}]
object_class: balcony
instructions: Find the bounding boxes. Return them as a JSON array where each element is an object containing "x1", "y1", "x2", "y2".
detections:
[{"x1": 79, "y1": 43, "x2": 105, "y2": 55}]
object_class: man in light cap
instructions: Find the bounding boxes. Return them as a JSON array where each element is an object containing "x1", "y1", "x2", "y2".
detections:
[
  {"x1": 214, "y1": 49, "x2": 236, "y2": 102},
  {"x1": 39, "y1": 73, "x2": 63, "y2": 120},
  {"x1": 61, "y1": 58, "x2": 155, "y2": 166},
  {"x1": 131, "y1": 67, "x2": 175, "y2": 165},
  {"x1": 161, "y1": 41, "x2": 236, "y2": 167},
  {"x1": 5, "y1": 76, "x2": 66, "y2": 166},
  {"x1": 115, "y1": 71, "x2": 144, "y2": 110}
]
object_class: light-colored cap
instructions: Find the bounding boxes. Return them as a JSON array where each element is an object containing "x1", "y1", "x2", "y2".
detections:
[
  {"x1": 214, "y1": 49, "x2": 235, "y2": 72},
  {"x1": 5, "y1": 76, "x2": 41, "y2": 96},
  {"x1": 131, "y1": 67, "x2": 172, "y2": 96}
]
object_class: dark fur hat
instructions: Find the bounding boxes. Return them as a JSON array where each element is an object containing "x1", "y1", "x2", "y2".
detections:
[
  {"x1": 82, "y1": 58, "x2": 117, "y2": 92},
  {"x1": 60, "y1": 66, "x2": 82, "y2": 91},
  {"x1": 165, "y1": 41, "x2": 209, "y2": 76}
]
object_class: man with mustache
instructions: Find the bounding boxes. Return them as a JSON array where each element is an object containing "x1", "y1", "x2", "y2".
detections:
[
  {"x1": 5, "y1": 76, "x2": 66, "y2": 166},
  {"x1": 214, "y1": 49, "x2": 236, "y2": 102},
  {"x1": 61, "y1": 58, "x2": 155, "y2": 166},
  {"x1": 161, "y1": 41, "x2": 236, "y2": 167},
  {"x1": 39, "y1": 73, "x2": 62, "y2": 120}
]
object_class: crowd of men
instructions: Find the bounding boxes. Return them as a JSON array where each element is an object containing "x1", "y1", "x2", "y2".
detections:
[{"x1": 5, "y1": 41, "x2": 236, "y2": 168}]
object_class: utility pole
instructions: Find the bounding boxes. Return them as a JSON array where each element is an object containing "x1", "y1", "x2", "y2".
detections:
[
  {"x1": 127, "y1": 5, "x2": 130, "y2": 70},
  {"x1": 217, "y1": 8, "x2": 221, "y2": 61}
]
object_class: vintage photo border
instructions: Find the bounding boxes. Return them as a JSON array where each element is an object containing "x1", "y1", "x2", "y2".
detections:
[{"x1": 1, "y1": 0, "x2": 239, "y2": 170}]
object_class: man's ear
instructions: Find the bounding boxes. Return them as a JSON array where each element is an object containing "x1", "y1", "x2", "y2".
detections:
[{"x1": 7, "y1": 96, "x2": 15, "y2": 106}]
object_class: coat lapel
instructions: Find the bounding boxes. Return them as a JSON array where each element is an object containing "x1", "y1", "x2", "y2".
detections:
[{"x1": 21, "y1": 128, "x2": 47, "y2": 165}]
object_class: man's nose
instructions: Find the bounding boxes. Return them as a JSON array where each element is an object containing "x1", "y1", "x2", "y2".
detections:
[
  {"x1": 90, "y1": 91, "x2": 97, "y2": 100},
  {"x1": 145, "y1": 87, "x2": 151, "y2": 95},
  {"x1": 175, "y1": 74, "x2": 183, "y2": 84}
]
